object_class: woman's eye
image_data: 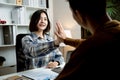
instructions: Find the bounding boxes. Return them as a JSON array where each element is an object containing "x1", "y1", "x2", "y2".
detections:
[{"x1": 44, "y1": 18, "x2": 47, "y2": 21}]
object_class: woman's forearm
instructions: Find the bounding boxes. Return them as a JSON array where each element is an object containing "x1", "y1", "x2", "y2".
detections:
[{"x1": 64, "y1": 38, "x2": 86, "y2": 48}]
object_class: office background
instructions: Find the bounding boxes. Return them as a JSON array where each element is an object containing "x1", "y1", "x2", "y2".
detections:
[{"x1": 0, "y1": 0, "x2": 81, "y2": 75}]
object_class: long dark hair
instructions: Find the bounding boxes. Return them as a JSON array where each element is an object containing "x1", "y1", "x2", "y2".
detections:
[{"x1": 29, "y1": 9, "x2": 50, "y2": 35}]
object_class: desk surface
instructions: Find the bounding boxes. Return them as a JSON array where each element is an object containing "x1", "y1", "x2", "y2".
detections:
[{"x1": 0, "y1": 67, "x2": 58, "y2": 80}]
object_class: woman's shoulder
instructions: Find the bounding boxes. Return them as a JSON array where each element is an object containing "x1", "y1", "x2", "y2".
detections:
[{"x1": 22, "y1": 33, "x2": 35, "y2": 41}]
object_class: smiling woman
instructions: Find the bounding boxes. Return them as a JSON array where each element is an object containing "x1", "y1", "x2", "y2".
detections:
[{"x1": 21, "y1": 9, "x2": 65, "y2": 71}]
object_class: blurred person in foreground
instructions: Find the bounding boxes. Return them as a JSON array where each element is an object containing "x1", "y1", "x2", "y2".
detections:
[{"x1": 55, "y1": 0, "x2": 120, "y2": 79}]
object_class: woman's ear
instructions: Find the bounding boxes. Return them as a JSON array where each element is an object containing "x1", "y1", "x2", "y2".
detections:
[{"x1": 74, "y1": 10, "x2": 83, "y2": 24}]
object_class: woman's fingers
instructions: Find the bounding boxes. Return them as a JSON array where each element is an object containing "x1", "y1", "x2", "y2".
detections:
[
  {"x1": 47, "y1": 62, "x2": 58, "y2": 68},
  {"x1": 55, "y1": 21, "x2": 66, "y2": 40}
]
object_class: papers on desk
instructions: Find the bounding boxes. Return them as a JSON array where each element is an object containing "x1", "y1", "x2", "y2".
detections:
[
  {"x1": 1, "y1": 67, "x2": 58, "y2": 80},
  {"x1": 3, "y1": 75, "x2": 33, "y2": 80},
  {"x1": 19, "y1": 67, "x2": 58, "y2": 80}
]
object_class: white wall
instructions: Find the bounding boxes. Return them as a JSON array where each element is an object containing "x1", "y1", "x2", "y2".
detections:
[
  {"x1": 53, "y1": 0, "x2": 81, "y2": 39},
  {"x1": 47, "y1": 0, "x2": 54, "y2": 37}
]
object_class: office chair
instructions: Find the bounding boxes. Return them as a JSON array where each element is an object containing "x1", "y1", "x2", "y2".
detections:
[{"x1": 15, "y1": 33, "x2": 29, "y2": 72}]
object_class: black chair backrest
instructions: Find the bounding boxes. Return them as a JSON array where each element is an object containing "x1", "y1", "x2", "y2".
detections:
[{"x1": 16, "y1": 33, "x2": 29, "y2": 72}]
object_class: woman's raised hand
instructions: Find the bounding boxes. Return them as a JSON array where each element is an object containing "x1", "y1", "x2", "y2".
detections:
[{"x1": 54, "y1": 21, "x2": 67, "y2": 43}]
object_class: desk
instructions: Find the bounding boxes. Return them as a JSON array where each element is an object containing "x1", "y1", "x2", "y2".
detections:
[
  {"x1": 0, "y1": 67, "x2": 58, "y2": 80},
  {"x1": 59, "y1": 45, "x2": 75, "y2": 61}
]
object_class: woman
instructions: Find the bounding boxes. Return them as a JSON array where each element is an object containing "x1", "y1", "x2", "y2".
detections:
[
  {"x1": 55, "y1": 0, "x2": 120, "y2": 79},
  {"x1": 22, "y1": 9, "x2": 65, "y2": 70}
]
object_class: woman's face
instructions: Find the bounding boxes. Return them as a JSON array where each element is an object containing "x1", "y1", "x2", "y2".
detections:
[{"x1": 37, "y1": 12, "x2": 48, "y2": 31}]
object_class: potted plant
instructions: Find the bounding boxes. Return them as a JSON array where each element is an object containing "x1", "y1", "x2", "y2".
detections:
[
  {"x1": 107, "y1": 0, "x2": 120, "y2": 20},
  {"x1": 81, "y1": 0, "x2": 120, "y2": 39}
]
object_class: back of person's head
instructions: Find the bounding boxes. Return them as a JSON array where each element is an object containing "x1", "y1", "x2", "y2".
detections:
[{"x1": 67, "y1": 0, "x2": 106, "y2": 18}]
